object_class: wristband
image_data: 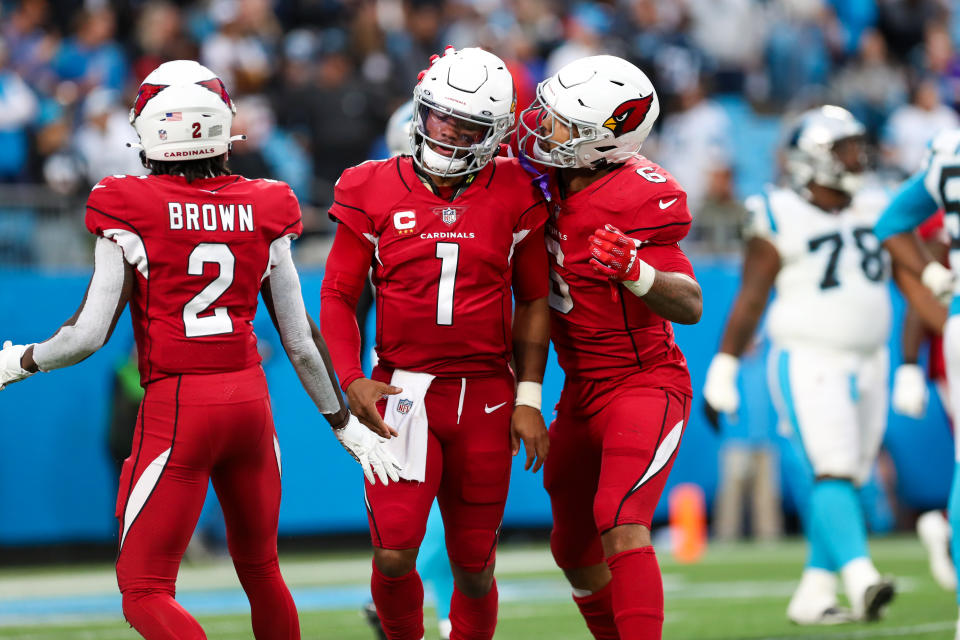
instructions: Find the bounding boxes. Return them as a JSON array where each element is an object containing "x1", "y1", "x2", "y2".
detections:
[
  {"x1": 515, "y1": 380, "x2": 542, "y2": 410},
  {"x1": 623, "y1": 258, "x2": 656, "y2": 297}
]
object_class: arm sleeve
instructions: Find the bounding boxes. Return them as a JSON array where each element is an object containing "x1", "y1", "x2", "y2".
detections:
[
  {"x1": 875, "y1": 171, "x2": 940, "y2": 241},
  {"x1": 320, "y1": 225, "x2": 375, "y2": 392},
  {"x1": 637, "y1": 243, "x2": 695, "y2": 279},
  {"x1": 512, "y1": 224, "x2": 549, "y2": 301},
  {"x1": 32, "y1": 237, "x2": 127, "y2": 371},
  {"x1": 265, "y1": 240, "x2": 342, "y2": 414}
]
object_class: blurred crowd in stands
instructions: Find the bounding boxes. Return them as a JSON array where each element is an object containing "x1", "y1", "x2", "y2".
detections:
[{"x1": 1, "y1": 0, "x2": 960, "y2": 259}]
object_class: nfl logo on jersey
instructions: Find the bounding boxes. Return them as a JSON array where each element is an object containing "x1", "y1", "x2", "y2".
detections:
[
  {"x1": 397, "y1": 399, "x2": 413, "y2": 415},
  {"x1": 442, "y1": 208, "x2": 458, "y2": 225}
]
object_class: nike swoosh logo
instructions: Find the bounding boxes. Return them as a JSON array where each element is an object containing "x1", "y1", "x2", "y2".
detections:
[
  {"x1": 484, "y1": 402, "x2": 508, "y2": 414},
  {"x1": 91, "y1": 184, "x2": 106, "y2": 190},
  {"x1": 659, "y1": 198, "x2": 678, "y2": 209}
]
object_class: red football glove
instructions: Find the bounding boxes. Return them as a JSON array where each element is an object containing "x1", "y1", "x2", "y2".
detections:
[{"x1": 589, "y1": 224, "x2": 640, "y2": 281}]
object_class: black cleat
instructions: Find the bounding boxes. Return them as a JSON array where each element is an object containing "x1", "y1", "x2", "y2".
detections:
[
  {"x1": 862, "y1": 578, "x2": 896, "y2": 622},
  {"x1": 362, "y1": 601, "x2": 387, "y2": 640}
]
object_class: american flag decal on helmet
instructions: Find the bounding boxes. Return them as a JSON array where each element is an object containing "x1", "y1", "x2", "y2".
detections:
[{"x1": 132, "y1": 83, "x2": 169, "y2": 119}]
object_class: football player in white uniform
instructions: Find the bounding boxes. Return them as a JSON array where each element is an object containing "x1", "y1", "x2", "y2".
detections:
[
  {"x1": 704, "y1": 106, "x2": 896, "y2": 625},
  {"x1": 875, "y1": 127, "x2": 960, "y2": 640}
]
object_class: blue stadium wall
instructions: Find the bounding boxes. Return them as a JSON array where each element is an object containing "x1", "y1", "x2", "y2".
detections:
[{"x1": 0, "y1": 259, "x2": 953, "y2": 545}]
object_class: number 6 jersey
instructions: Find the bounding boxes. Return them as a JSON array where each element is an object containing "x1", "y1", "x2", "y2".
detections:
[
  {"x1": 85, "y1": 173, "x2": 303, "y2": 383},
  {"x1": 746, "y1": 185, "x2": 890, "y2": 352}
]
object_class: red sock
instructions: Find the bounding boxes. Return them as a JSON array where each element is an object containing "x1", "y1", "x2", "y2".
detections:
[
  {"x1": 573, "y1": 581, "x2": 619, "y2": 639},
  {"x1": 370, "y1": 560, "x2": 424, "y2": 640},
  {"x1": 606, "y1": 547, "x2": 664, "y2": 640},
  {"x1": 449, "y1": 579, "x2": 498, "y2": 640},
  {"x1": 233, "y1": 557, "x2": 300, "y2": 639},
  {"x1": 121, "y1": 589, "x2": 207, "y2": 640}
]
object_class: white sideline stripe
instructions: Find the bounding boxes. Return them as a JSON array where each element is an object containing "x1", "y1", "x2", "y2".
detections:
[
  {"x1": 273, "y1": 434, "x2": 282, "y2": 477},
  {"x1": 757, "y1": 620, "x2": 954, "y2": 640},
  {"x1": 120, "y1": 448, "x2": 171, "y2": 550},
  {"x1": 507, "y1": 229, "x2": 530, "y2": 263},
  {"x1": 633, "y1": 419, "x2": 684, "y2": 490}
]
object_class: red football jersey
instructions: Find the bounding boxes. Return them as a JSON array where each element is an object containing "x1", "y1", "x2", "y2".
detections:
[
  {"x1": 546, "y1": 156, "x2": 694, "y2": 393},
  {"x1": 85, "y1": 174, "x2": 303, "y2": 384},
  {"x1": 329, "y1": 156, "x2": 549, "y2": 377}
]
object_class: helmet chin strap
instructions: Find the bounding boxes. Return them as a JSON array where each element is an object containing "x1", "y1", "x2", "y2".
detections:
[{"x1": 422, "y1": 143, "x2": 468, "y2": 175}]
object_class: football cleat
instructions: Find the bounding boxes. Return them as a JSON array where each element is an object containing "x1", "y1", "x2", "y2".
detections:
[
  {"x1": 362, "y1": 601, "x2": 387, "y2": 640},
  {"x1": 788, "y1": 605, "x2": 855, "y2": 626},
  {"x1": 861, "y1": 578, "x2": 896, "y2": 622},
  {"x1": 918, "y1": 510, "x2": 957, "y2": 590}
]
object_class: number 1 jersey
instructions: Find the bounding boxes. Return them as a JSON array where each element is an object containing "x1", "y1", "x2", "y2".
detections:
[
  {"x1": 328, "y1": 156, "x2": 549, "y2": 377},
  {"x1": 85, "y1": 174, "x2": 303, "y2": 384}
]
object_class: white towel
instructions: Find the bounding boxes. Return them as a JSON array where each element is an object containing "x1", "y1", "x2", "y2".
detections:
[{"x1": 383, "y1": 369, "x2": 435, "y2": 482}]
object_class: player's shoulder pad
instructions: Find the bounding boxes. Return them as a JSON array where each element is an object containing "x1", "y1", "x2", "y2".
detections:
[
  {"x1": 335, "y1": 158, "x2": 397, "y2": 194},
  {"x1": 239, "y1": 177, "x2": 303, "y2": 234},
  {"x1": 926, "y1": 129, "x2": 960, "y2": 167},
  {"x1": 850, "y1": 181, "x2": 889, "y2": 216},
  {"x1": 490, "y1": 156, "x2": 543, "y2": 195},
  {"x1": 619, "y1": 158, "x2": 691, "y2": 243},
  {"x1": 86, "y1": 175, "x2": 139, "y2": 233}
]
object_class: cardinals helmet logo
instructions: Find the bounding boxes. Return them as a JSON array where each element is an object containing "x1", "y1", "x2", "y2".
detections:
[
  {"x1": 603, "y1": 95, "x2": 654, "y2": 136},
  {"x1": 132, "y1": 83, "x2": 169, "y2": 119},
  {"x1": 196, "y1": 78, "x2": 233, "y2": 109}
]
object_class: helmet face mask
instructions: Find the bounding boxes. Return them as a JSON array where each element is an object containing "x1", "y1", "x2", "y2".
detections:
[
  {"x1": 519, "y1": 55, "x2": 659, "y2": 170},
  {"x1": 410, "y1": 48, "x2": 516, "y2": 178},
  {"x1": 129, "y1": 60, "x2": 240, "y2": 163}
]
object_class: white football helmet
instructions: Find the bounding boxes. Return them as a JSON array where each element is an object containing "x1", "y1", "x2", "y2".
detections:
[
  {"x1": 519, "y1": 55, "x2": 659, "y2": 169},
  {"x1": 785, "y1": 105, "x2": 867, "y2": 195},
  {"x1": 411, "y1": 47, "x2": 515, "y2": 177},
  {"x1": 386, "y1": 100, "x2": 415, "y2": 156},
  {"x1": 129, "y1": 60, "x2": 241, "y2": 162}
]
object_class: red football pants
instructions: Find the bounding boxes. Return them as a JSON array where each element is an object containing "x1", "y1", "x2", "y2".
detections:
[
  {"x1": 545, "y1": 379, "x2": 690, "y2": 569},
  {"x1": 115, "y1": 367, "x2": 299, "y2": 640},
  {"x1": 365, "y1": 366, "x2": 514, "y2": 571}
]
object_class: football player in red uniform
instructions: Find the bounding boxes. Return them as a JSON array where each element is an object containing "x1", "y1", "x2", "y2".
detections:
[
  {"x1": 0, "y1": 60, "x2": 399, "y2": 640},
  {"x1": 518, "y1": 55, "x2": 703, "y2": 640},
  {"x1": 321, "y1": 47, "x2": 551, "y2": 640}
]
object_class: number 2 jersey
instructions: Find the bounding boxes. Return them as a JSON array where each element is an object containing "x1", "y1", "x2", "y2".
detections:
[
  {"x1": 747, "y1": 185, "x2": 890, "y2": 352},
  {"x1": 546, "y1": 156, "x2": 695, "y2": 395},
  {"x1": 84, "y1": 174, "x2": 303, "y2": 384},
  {"x1": 325, "y1": 156, "x2": 549, "y2": 381}
]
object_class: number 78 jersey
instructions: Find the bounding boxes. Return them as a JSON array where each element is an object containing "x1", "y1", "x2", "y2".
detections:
[
  {"x1": 746, "y1": 186, "x2": 891, "y2": 352},
  {"x1": 85, "y1": 174, "x2": 303, "y2": 384}
]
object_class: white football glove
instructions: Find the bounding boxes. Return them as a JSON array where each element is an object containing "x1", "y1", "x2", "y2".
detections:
[
  {"x1": 0, "y1": 341, "x2": 33, "y2": 391},
  {"x1": 334, "y1": 414, "x2": 402, "y2": 485},
  {"x1": 921, "y1": 262, "x2": 955, "y2": 306},
  {"x1": 703, "y1": 353, "x2": 740, "y2": 416},
  {"x1": 892, "y1": 363, "x2": 928, "y2": 419}
]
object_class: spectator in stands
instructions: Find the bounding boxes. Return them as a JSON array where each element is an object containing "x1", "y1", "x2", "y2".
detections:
[
  {"x1": 764, "y1": 0, "x2": 833, "y2": 107},
  {"x1": 883, "y1": 76, "x2": 960, "y2": 175},
  {"x1": 544, "y1": 2, "x2": 614, "y2": 78},
  {"x1": 131, "y1": 2, "x2": 197, "y2": 83},
  {"x1": 0, "y1": 38, "x2": 39, "y2": 182},
  {"x1": 73, "y1": 88, "x2": 143, "y2": 185},
  {"x1": 201, "y1": 0, "x2": 280, "y2": 95},
  {"x1": 877, "y1": 0, "x2": 947, "y2": 62},
  {"x1": 920, "y1": 24, "x2": 960, "y2": 113},
  {"x1": 829, "y1": 28, "x2": 907, "y2": 141},
  {"x1": 50, "y1": 7, "x2": 127, "y2": 94},
  {"x1": 655, "y1": 72, "x2": 734, "y2": 216},
  {"x1": 2, "y1": 0, "x2": 57, "y2": 91}
]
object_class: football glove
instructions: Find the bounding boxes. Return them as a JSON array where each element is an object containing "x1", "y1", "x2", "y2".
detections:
[
  {"x1": 588, "y1": 224, "x2": 656, "y2": 296},
  {"x1": 0, "y1": 341, "x2": 33, "y2": 391},
  {"x1": 921, "y1": 261, "x2": 955, "y2": 306},
  {"x1": 891, "y1": 363, "x2": 928, "y2": 419},
  {"x1": 703, "y1": 353, "x2": 740, "y2": 431},
  {"x1": 334, "y1": 414, "x2": 402, "y2": 485}
]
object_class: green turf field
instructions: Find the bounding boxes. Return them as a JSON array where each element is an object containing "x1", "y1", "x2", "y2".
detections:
[{"x1": 0, "y1": 536, "x2": 955, "y2": 639}]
